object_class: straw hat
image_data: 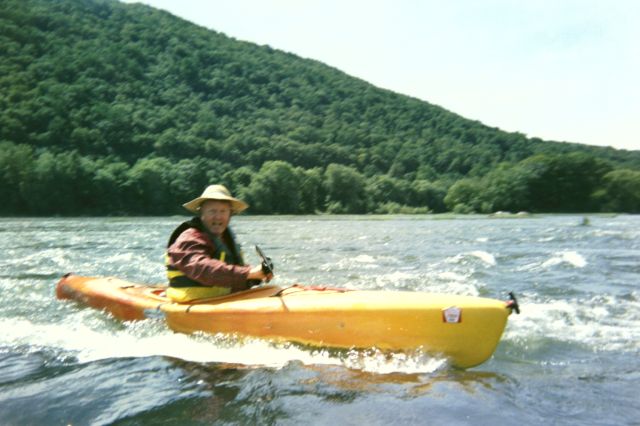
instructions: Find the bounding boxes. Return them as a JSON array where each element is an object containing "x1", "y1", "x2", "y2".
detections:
[{"x1": 182, "y1": 185, "x2": 249, "y2": 214}]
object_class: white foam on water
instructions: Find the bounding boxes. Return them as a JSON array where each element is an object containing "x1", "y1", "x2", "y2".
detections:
[
  {"x1": 0, "y1": 315, "x2": 445, "y2": 375},
  {"x1": 468, "y1": 250, "x2": 496, "y2": 266},
  {"x1": 437, "y1": 271, "x2": 468, "y2": 282},
  {"x1": 373, "y1": 270, "x2": 418, "y2": 289},
  {"x1": 593, "y1": 230, "x2": 622, "y2": 237},
  {"x1": 103, "y1": 252, "x2": 138, "y2": 264},
  {"x1": 353, "y1": 254, "x2": 376, "y2": 264},
  {"x1": 445, "y1": 251, "x2": 496, "y2": 267},
  {"x1": 430, "y1": 271, "x2": 480, "y2": 296},
  {"x1": 321, "y1": 257, "x2": 376, "y2": 272},
  {"x1": 504, "y1": 293, "x2": 640, "y2": 352},
  {"x1": 562, "y1": 251, "x2": 587, "y2": 268},
  {"x1": 541, "y1": 251, "x2": 587, "y2": 268},
  {"x1": 340, "y1": 348, "x2": 447, "y2": 374},
  {"x1": 8, "y1": 248, "x2": 75, "y2": 273}
]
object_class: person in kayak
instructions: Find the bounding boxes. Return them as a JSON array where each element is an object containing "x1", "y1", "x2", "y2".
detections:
[{"x1": 165, "y1": 184, "x2": 273, "y2": 302}]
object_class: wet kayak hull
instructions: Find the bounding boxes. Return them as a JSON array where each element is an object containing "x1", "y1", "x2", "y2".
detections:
[{"x1": 56, "y1": 274, "x2": 513, "y2": 368}]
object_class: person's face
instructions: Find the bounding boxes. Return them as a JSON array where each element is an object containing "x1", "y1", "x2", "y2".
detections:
[{"x1": 199, "y1": 200, "x2": 232, "y2": 236}]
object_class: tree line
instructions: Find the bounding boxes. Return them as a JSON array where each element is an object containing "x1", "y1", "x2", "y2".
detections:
[{"x1": 2, "y1": 142, "x2": 638, "y2": 215}]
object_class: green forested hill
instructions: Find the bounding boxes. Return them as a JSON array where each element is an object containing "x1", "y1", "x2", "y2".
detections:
[{"x1": 1, "y1": 0, "x2": 639, "y2": 215}]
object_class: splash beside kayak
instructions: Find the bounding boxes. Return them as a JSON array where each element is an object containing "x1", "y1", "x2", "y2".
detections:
[{"x1": 56, "y1": 274, "x2": 517, "y2": 368}]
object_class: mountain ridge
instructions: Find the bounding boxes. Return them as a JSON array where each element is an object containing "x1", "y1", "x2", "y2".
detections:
[{"x1": 1, "y1": 0, "x2": 638, "y2": 215}]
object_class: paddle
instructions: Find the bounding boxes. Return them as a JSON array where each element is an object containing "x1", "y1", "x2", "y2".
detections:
[
  {"x1": 255, "y1": 245, "x2": 274, "y2": 276},
  {"x1": 247, "y1": 245, "x2": 274, "y2": 287}
]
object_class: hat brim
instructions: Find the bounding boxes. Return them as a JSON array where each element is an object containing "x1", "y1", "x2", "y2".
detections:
[{"x1": 183, "y1": 196, "x2": 249, "y2": 215}]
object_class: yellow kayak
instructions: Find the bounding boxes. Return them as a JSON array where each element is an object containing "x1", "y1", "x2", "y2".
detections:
[{"x1": 56, "y1": 274, "x2": 518, "y2": 368}]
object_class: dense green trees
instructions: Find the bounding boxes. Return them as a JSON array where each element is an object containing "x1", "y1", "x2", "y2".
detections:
[
  {"x1": 324, "y1": 164, "x2": 368, "y2": 214},
  {"x1": 1, "y1": 0, "x2": 639, "y2": 216},
  {"x1": 244, "y1": 161, "x2": 304, "y2": 214},
  {"x1": 441, "y1": 153, "x2": 635, "y2": 214},
  {"x1": 595, "y1": 170, "x2": 640, "y2": 213},
  {"x1": 2, "y1": 141, "x2": 639, "y2": 215}
]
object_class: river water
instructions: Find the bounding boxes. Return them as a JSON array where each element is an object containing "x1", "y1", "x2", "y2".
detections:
[{"x1": 0, "y1": 215, "x2": 638, "y2": 425}]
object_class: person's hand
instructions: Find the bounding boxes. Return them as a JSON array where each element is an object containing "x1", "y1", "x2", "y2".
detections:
[{"x1": 248, "y1": 264, "x2": 273, "y2": 283}]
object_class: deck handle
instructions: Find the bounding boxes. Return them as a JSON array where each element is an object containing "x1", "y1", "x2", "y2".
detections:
[{"x1": 506, "y1": 291, "x2": 520, "y2": 314}]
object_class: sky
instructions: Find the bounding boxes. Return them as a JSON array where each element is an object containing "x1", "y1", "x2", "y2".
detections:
[{"x1": 121, "y1": 0, "x2": 639, "y2": 151}]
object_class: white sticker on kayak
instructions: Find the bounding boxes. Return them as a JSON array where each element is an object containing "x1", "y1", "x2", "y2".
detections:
[{"x1": 442, "y1": 306, "x2": 462, "y2": 323}]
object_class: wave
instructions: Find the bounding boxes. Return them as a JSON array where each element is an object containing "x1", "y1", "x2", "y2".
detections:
[
  {"x1": 0, "y1": 316, "x2": 445, "y2": 375},
  {"x1": 541, "y1": 251, "x2": 587, "y2": 268},
  {"x1": 423, "y1": 271, "x2": 479, "y2": 296},
  {"x1": 372, "y1": 271, "x2": 419, "y2": 290},
  {"x1": 445, "y1": 251, "x2": 496, "y2": 267},
  {"x1": 469, "y1": 251, "x2": 497, "y2": 266},
  {"x1": 503, "y1": 293, "x2": 640, "y2": 353}
]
